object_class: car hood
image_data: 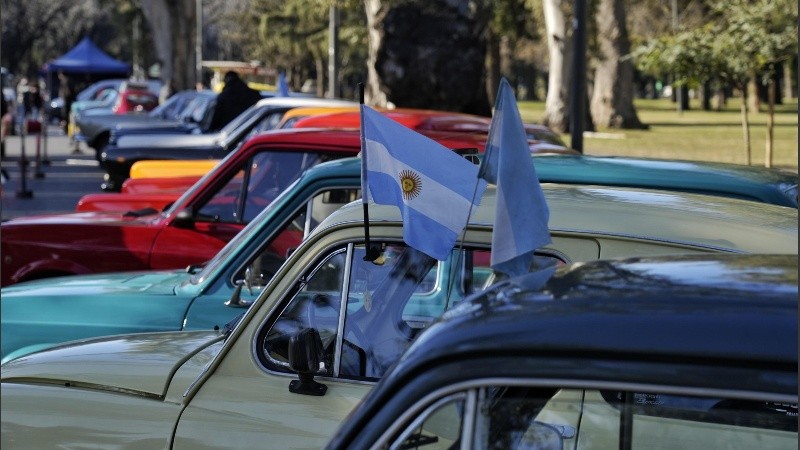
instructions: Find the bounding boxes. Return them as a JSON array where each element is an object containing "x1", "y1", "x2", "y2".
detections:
[
  {"x1": 1, "y1": 331, "x2": 224, "y2": 398},
  {"x1": 1, "y1": 210, "x2": 159, "y2": 227},
  {"x1": 116, "y1": 133, "x2": 219, "y2": 149},
  {"x1": 1, "y1": 270, "x2": 189, "y2": 297}
]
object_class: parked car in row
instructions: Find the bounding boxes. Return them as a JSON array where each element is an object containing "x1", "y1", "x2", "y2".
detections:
[
  {"x1": 5, "y1": 153, "x2": 798, "y2": 361},
  {"x1": 99, "y1": 96, "x2": 356, "y2": 190},
  {"x1": 1, "y1": 188, "x2": 796, "y2": 447},
  {"x1": 0, "y1": 129, "x2": 364, "y2": 287},
  {"x1": 93, "y1": 152, "x2": 799, "y2": 213},
  {"x1": 289, "y1": 108, "x2": 573, "y2": 154},
  {"x1": 74, "y1": 90, "x2": 216, "y2": 161},
  {"x1": 122, "y1": 107, "x2": 575, "y2": 183},
  {"x1": 325, "y1": 254, "x2": 798, "y2": 450}
]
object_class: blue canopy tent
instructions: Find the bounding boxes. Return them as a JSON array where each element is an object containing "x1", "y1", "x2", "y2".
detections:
[
  {"x1": 45, "y1": 37, "x2": 131, "y2": 75},
  {"x1": 41, "y1": 37, "x2": 132, "y2": 116}
]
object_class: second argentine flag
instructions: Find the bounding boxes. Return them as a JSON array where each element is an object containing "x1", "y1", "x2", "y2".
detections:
[{"x1": 361, "y1": 105, "x2": 487, "y2": 260}]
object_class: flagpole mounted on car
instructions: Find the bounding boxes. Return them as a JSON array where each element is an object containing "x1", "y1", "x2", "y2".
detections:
[{"x1": 358, "y1": 83, "x2": 381, "y2": 263}]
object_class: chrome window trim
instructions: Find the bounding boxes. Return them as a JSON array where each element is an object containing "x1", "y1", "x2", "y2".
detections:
[
  {"x1": 333, "y1": 243, "x2": 355, "y2": 377},
  {"x1": 386, "y1": 392, "x2": 469, "y2": 450},
  {"x1": 369, "y1": 377, "x2": 796, "y2": 450},
  {"x1": 255, "y1": 246, "x2": 349, "y2": 371}
]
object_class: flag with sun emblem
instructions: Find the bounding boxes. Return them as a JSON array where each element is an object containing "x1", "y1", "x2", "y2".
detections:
[{"x1": 360, "y1": 105, "x2": 487, "y2": 260}]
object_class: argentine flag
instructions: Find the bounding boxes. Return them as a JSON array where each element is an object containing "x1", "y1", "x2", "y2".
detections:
[
  {"x1": 361, "y1": 105, "x2": 487, "y2": 260},
  {"x1": 479, "y1": 78, "x2": 551, "y2": 277}
]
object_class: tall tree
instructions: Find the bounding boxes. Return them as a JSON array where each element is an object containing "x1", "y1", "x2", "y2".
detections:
[
  {"x1": 590, "y1": 0, "x2": 645, "y2": 129},
  {"x1": 485, "y1": 0, "x2": 538, "y2": 104},
  {"x1": 540, "y1": 0, "x2": 572, "y2": 132},
  {"x1": 137, "y1": 0, "x2": 197, "y2": 92},
  {"x1": 364, "y1": 0, "x2": 492, "y2": 115}
]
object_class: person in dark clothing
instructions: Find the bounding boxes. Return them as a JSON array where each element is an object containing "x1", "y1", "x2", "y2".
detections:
[
  {"x1": 208, "y1": 71, "x2": 262, "y2": 131},
  {"x1": 58, "y1": 71, "x2": 76, "y2": 134}
]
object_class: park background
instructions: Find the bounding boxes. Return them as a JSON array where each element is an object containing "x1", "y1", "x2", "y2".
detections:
[{"x1": 2, "y1": 0, "x2": 797, "y2": 170}]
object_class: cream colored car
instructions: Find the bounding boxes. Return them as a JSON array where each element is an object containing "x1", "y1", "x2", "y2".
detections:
[{"x1": 2, "y1": 185, "x2": 797, "y2": 449}]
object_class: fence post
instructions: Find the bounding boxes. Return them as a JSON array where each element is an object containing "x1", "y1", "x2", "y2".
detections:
[
  {"x1": 16, "y1": 121, "x2": 33, "y2": 198},
  {"x1": 33, "y1": 121, "x2": 45, "y2": 178}
]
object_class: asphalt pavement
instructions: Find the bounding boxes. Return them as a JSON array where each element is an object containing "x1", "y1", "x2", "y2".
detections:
[{"x1": 1, "y1": 124, "x2": 105, "y2": 220}]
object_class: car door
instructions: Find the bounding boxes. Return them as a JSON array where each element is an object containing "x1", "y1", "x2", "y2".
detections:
[
  {"x1": 171, "y1": 242, "x2": 497, "y2": 449},
  {"x1": 149, "y1": 150, "x2": 333, "y2": 270},
  {"x1": 181, "y1": 187, "x2": 362, "y2": 332}
]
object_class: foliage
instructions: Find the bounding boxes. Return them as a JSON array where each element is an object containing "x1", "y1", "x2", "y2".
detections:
[{"x1": 633, "y1": 0, "x2": 798, "y2": 88}]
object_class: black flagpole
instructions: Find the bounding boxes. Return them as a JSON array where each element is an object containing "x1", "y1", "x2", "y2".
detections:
[{"x1": 359, "y1": 83, "x2": 380, "y2": 262}]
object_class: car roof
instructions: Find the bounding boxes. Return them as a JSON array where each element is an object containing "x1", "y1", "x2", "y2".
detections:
[
  {"x1": 313, "y1": 183, "x2": 798, "y2": 254},
  {"x1": 328, "y1": 253, "x2": 797, "y2": 449},
  {"x1": 252, "y1": 96, "x2": 357, "y2": 109},
  {"x1": 291, "y1": 108, "x2": 491, "y2": 130},
  {"x1": 534, "y1": 154, "x2": 798, "y2": 207},
  {"x1": 405, "y1": 253, "x2": 798, "y2": 369},
  {"x1": 277, "y1": 106, "x2": 360, "y2": 126}
]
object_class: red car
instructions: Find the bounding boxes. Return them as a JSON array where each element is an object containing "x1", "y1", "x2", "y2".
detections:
[
  {"x1": 291, "y1": 109, "x2": 576, "y2": 154},
  {"x1": 1, "y1": 128, "x2": 486, "y2": 286},
  {"x1": 0, "y1": 129, "x2": 361, "y2": 286}
]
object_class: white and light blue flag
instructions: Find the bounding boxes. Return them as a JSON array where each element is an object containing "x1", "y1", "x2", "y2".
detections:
[
  {"x1": 278, "y1": 72, "x2": 290, "y2": 97},
  {"x1": 361, "y1": 105, "x2": 487, "y2": 260},
  {"x1": 479, "y1": 78, "x2": 551, "y2": 277}
]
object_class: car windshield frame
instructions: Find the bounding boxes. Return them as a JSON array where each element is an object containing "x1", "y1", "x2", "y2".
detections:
[{"x1": 219, "y1": 104, "x2": 268, "y2": 146}]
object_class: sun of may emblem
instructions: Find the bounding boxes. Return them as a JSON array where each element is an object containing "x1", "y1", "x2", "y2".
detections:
[{"x1": 399, "y1": 170, "x2": 422, "y2": 200}]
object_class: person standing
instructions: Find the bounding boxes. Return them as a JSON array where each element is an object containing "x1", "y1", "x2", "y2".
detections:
[
  {"x1": 208, "y1": 71, "x2": 261, "y2": 131},
  {"x1": 58, "y1": 71, "x2": 75, "y2": 134}
]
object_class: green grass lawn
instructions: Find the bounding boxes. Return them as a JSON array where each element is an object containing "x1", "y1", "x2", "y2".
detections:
[{"x1": 518, "y1": 97, "x2": 798, "y2": 171}]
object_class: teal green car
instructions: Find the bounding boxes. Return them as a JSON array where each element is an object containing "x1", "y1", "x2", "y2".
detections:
[
  {"x1": 1, "y1": 184, "x2": 797, "y2": 449},
  {"x1": 2, "y1": 155, "x2": 797, "y2": 364}
]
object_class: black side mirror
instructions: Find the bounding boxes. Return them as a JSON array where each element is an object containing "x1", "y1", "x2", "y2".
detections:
[
  {"x1": 288, "y1": 328, "x2": 327, "y2": 396},
  {"x1": 172, "y1": 209, "x2": 195, "y2": 228}
]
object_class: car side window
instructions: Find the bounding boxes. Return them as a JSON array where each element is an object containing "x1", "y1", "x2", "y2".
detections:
[
  {"x1": 386, "y1": 387, "x2": 798, "y2": 450},
  {"x1": 262, "y1": 248, "x2": 349, "y2": 375},
  {"x1": 257, "y1": 243, "x2": 494, "y2": 380},
  {"x1": 235, "y1": 188, "x2": 356, "y2": 289},
  {"x1": 195, "y1": 166, "x2": 246, "y2": 223},
  {"x1": 195, "y1": 151, "x2": 326, "y2": 224}
]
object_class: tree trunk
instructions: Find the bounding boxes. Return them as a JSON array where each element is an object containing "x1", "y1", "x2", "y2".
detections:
[
  {"x1": 765, "y1": 79, "x2": 775, "y2": 168},
  {"x1": 138, "y1": 0, "x2": 173, "y2": 87},
  {"x1": 747, "y1": 76, "x2": 760, "y2": 112},
  {"x1": 783, "y1": 60, "x2": 795, "y2": 99},
  {"x1": 485, "y1": 27, "x2": 501, "y2": 106},
  {"x1": 170, "y1": 0, "x2": 195, "y2": 91},
  {"x1": 363, "y1": 0, "x2": 491, "y2": 115},
  {"x1": 138, "y1": 0, "x2": 197, "y2": 91},
  {"x1": 315, "y1": 57, "x2": 325, "y2": 98},
  {"x1": 542, "y1": 0, "x2": 572, "y2": 132},
  {"x1": 364, "y1": 0, "x2": 388, "y2": 106},
  {"x1": 589, "y1": 0, "x2": 645, "y2": 129},
  {"x1": 740, "y1": 86, "x2": 751, "y2": 165},
  {"x1": 701, "y1": 79, "x2": 712, "y2": 111}
]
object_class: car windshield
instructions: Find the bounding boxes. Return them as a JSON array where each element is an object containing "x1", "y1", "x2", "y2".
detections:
[
  {"x1": 149, "y1": 91, "x2": 195, "y2": 119},
  {"x1": 219, "y1": 103, "x2": 267, "y2": 144},
  {"x1": 185, "y1": 175, "x2": 305, "y2": 286},
  {"x1": 178, "y1": 94, "x2": 213, "y2": 123}
]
